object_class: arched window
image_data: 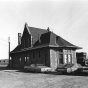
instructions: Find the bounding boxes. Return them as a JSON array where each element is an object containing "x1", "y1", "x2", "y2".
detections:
[
  {"x1": 24, "y1": 57, "x2": 26, "y2": 63},
  {"x1": 27, "y1": 56, "x2": 30, "y2": 64},
  {"x1": 19, "y1": 58, "x2": 21, "y2": 64}
]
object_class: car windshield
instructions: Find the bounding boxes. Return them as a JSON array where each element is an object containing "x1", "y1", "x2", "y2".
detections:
[
  {"x1": 30, "y1": 64, "x2": 35, "y2": 67},
  {"x1": 36, "y1": 64, "x2": 44, "y2": 66}
]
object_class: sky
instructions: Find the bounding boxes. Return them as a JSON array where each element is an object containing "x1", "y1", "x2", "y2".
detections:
[{"x1": 0, "y1": 0, "x2": 88, "y2": 59}]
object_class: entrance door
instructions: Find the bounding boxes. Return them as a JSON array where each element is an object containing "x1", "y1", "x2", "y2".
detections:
[{"x1": 59, "y1": 54, "x2": 63, "y2": 64}]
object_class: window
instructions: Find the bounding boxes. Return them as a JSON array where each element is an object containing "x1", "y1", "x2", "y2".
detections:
[
  {"x1": 56, "y1": 36, "x2": 58, "y2": 43},
  {"x1": 27, "y1": 56, "x2": 29, "y2": 64},
  {"x1": 68, "y1": 54, "x2": 72, "y2": 63},
  {"x1": 59, "y1": 54, "x2": 63, "y2": 64},
  {"x1": 64, "y1": 54, "x2": 68, "y2": 64},
  {"x1": 19, "y1": 58, "x2": 21, "y2": 64},
  {"x1": 64, "y1": 54, "x2": 72, "y2": 64},
  {"x1": 24, "y1": 57, "x2": 26, "y2": 63}
]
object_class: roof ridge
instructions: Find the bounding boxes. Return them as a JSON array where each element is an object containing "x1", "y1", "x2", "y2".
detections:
[
  {"x1": 28, "y1": 26, "x2": 47, "y2": 31},
  {"x1": 24, "y1": 23, "x2": 31, "y2": 34}
]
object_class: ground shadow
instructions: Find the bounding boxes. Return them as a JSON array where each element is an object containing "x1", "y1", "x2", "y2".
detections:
[
  {"x1": 37, "y1": 71, "x2": 88, "y2": 76},
  {"x1": 0, "y1": 66, "x2": 88, "y2": 77},
  {"x1": 72, "y1": 71, "x2": 88, "y2": 76},
  {"x1": 0, "y1": 66, "x2": 19, "y2": 71}
]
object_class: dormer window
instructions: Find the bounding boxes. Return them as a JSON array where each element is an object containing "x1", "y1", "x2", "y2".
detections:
[
  {"x1": 38, "y1": 34, "x2": 41, "y2": 43},
  {"x1": 31, "y1": 35, "x2": 33, "y2": 47},
  {"x1": 56, "y1": 36, "x2": 59, "y2": 45}
]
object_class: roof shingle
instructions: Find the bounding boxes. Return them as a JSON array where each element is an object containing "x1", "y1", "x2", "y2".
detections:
[{"x1": 10, "y1": 24, "x2": 82, "y2": 53}]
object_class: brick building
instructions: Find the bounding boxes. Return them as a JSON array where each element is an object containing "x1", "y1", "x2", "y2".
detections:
[{"x1": 10, "y1": 23, "x2": 82, "y2": 69}]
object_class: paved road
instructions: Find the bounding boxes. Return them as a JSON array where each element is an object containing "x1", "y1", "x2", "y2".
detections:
[{"x1": 0, "y1": 67, "x2": 88, "y2": 88}]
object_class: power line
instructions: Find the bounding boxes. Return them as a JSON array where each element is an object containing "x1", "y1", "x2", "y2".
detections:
[
  {"x1": 0, "y1": 38, "x2": 8, "y2": 42},
  {"x1": 0, "y1": 43, "x2": 8, "y2": 46}
]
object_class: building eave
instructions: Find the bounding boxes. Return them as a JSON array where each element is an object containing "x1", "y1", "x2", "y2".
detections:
[
  {"x1": 59, "y1": 46, "x2": 82, "y2": 49},
  {"x1": 10, "y1": 44, "x2": 82, "y2": 54}
]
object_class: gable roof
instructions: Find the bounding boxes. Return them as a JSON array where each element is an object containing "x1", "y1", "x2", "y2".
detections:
[
  {"x1": 28, "y1": 26, "x2": 48, "y2": 44},
  {"x1": 11, "y1": 44, "x2": 21, "y2": 53},
  {"x1": 10, "y1": 24, "x2": 82, "y2": 54}
]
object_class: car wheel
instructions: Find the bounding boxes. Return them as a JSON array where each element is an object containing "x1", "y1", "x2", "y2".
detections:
[
  {"x1": 62, "y1": 71, "x2": 66, "y2": 74},
  {"x1": 34, "y1": 70, "x2": 37, "y2": 73},
  {"x1": 25, "y1": 69, "x2": 27, "y2": 72}
]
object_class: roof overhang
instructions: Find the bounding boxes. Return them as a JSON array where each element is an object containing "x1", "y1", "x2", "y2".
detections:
[
  {"x1": 57, "y1": 45, "x2": 82, "y2": 49},
  {"x1": 10, "y1": 44, "x2": 82, "y2": 54}
]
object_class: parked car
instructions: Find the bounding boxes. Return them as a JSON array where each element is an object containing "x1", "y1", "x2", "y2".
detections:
[
  {"x1": 56, "y1": 64, "x2": 83, "y2": 74},
  {"x1": 24, "y1": 64, "x2": 52, "y2": 73},
  {"x1": 71, "y1": 63, "x2": 83, "y2": 74},
  {"x1": 85, "y1": 59, "x2": 88, "y2": 66},
  {"x1": 56, "y1": 64, "x2": 74, "y2": 74}
]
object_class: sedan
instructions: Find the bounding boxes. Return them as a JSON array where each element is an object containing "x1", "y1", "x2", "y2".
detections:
[{"x1": 24, "y1": 64, "x2": 52, "y2": 73}]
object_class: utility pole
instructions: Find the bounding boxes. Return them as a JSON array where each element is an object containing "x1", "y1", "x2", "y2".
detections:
[{"x1": 8, "y1": 37, "x2": 10, "y2": 68}]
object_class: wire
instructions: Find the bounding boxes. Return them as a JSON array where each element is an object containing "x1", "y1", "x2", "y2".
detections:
[
  {"x1": 0, "y1": 38, "x2": 8, "y2": 42},
  {"x1": 0, "y1": 43, "x2": 8, "y2": 46}
]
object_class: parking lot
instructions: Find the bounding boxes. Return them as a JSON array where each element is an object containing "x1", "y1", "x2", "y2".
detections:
[{"x1": 0, "y1": 67, "x2": 88, "y2": 88}]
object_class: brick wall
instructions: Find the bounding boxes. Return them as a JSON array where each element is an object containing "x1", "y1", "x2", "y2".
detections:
[
  {"x1": 72, "y1": 50, "x2": 77, "y2": 64},
  {"x1": 50, "y1": 48, "x2": 58, "y2": 69},
  {"x1": 11, "y1": 48, "x2": 50, "y2": 69}
]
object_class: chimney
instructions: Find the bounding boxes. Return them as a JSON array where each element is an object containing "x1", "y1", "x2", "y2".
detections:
[
  {"x1": 18, "y1": 33, "x2": 22, "y2": 45},
  {"x1": 47, "y1": 27, "x2": 50, "y2": 32}
]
